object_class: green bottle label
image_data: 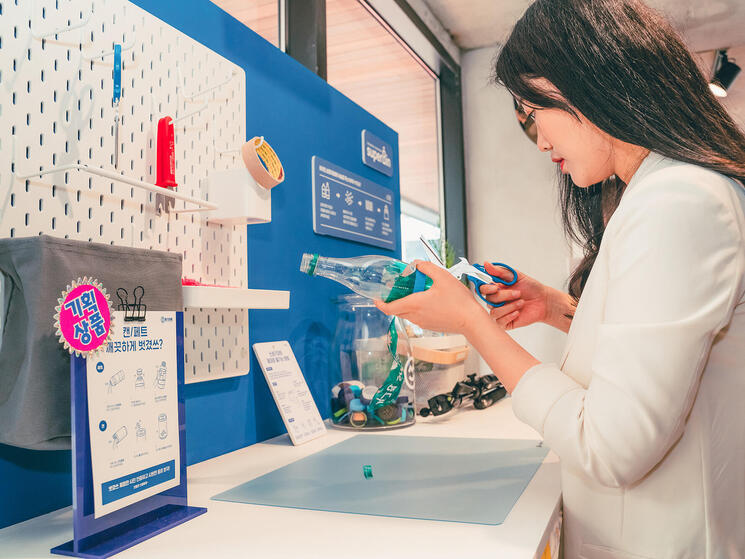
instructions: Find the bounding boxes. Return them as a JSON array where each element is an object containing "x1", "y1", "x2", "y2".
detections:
[
  {"x1": 307, "y1": 254, "x2": 319, "y2": 276},
  {"x1": 368, "y1": 319, "x2": 405, "y2": 413},
  {"x1": 383, "y1": 263, "x2": 433, "y2": 303}
]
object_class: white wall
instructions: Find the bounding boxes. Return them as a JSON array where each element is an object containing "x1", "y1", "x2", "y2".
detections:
[{"x1": 461, "y1": 46, "x2": 572, "y2": 368}]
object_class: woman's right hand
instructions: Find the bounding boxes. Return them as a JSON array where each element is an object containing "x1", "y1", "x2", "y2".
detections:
[{"x1": 479, "y1": 263, "x2": 550, "y2": 330}]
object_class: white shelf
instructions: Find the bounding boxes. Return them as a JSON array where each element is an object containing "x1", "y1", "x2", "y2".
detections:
[{"x1": 183, "y1": 286, "x2": 290, "y2": 309}]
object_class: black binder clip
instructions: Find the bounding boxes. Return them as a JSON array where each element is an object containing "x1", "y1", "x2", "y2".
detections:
[{"x1": 116, "y1": 286, "x2": 147, "y2": 322}]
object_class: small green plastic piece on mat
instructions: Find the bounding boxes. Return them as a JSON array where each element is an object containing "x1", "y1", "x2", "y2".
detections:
[{"x1": 363, "y1": 465, "x2": 373, "y2": 479}]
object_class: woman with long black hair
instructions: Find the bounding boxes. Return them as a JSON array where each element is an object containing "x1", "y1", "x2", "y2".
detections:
[{"x1": 376, "y1": 0, "x2": 745, "y2": 556}]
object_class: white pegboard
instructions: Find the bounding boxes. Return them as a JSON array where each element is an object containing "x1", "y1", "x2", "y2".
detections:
[{"x1": 0, "y1": 0, "x2": 254, "y2": 383}]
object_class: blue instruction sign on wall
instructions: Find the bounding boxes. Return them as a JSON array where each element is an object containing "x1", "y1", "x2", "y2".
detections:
[
  {"x1": 361, "y1": 130, "x2": 394, "y2": 177},
  {"x1": 312, "y1": 156, "x2": 397, "y2": 250}
]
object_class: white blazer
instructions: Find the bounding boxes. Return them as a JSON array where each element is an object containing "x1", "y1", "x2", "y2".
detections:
[{"x1": 512, "y1": 152, "x2": 745, "y2": 559}]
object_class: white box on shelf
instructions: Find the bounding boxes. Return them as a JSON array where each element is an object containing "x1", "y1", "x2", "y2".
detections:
[{"x1": 205, "y1": 168, "x2": 271, "y2": 224}]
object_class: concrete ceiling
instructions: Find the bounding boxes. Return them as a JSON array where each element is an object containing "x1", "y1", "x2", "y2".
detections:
[{"x1": 422, "y1": 0, "x2": 745, "y2": 52}]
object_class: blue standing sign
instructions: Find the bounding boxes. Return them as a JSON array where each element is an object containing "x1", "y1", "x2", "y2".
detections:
[
  {"x1": 361, "y1": 130, "x2": 394, "y2": 177},
  {"x1": 51, "y1": 312, "x2": 206, "y2": 559},
  {"x1": 312, "y1": 156, "x2": 397, "y2": 250}
]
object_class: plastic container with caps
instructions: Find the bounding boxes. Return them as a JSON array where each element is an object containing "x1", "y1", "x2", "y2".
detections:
[{"x1": 329, "y1": 294, "x2": 415, "y2": 430}]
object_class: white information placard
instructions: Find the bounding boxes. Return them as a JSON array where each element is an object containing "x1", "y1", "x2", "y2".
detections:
[
  {"x1": 86, "y1": 311, "x2": 181, "y2": 518},
  {"x1": 253, "y1": 341, "x2": 327, "y2": 445}
]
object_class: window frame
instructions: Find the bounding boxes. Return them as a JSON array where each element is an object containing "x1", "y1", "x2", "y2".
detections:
[{"x1": 281, "y1": 0, "x2": 468, "y2": 258}]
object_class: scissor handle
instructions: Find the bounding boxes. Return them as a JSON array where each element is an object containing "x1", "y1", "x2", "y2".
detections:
[{"x1": 470, "y1": 262, "x2": 518, "y2": 308}]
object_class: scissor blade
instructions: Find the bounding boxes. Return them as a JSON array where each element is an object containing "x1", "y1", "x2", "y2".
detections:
[
  {"x1": 419, "y1": 235, "x2": 446, "y2": 268},
  {"x1": 466, "y1": 266, "x2": 494, "y2": 283},
  {"x1": 469, "y1": 268, "x2": 495, "y2": 284},
  {"x1": 453, "y1": 258, "x2": 494, "y2": 284}
]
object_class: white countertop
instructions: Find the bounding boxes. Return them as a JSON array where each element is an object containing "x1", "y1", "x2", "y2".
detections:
[{"x1": 0, "y1": 397, "x2": 561, "y2": 559}]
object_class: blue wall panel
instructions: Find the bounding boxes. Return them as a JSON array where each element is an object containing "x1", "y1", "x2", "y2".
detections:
[
  {"x1": 0, "y1": 445, "x2": 72, "y2": 529},
  {"x1": 0, "y1": 0, "x2": 399, "y2": 529}
]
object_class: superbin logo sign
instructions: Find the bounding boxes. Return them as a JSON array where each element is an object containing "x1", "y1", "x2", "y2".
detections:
[
  {"x1": 361, "y1": 130, "x2": 394, "y2": 177},
  {"x1": 366, "y1": 144, "x2": 391, "y2": 168}
]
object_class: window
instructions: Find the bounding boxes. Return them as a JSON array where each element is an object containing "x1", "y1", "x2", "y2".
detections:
[
  {"x1": 210, "y1": 0, "x2": 279, "y2": 47},
  {"x1": 326, "y1": 0, "x2": 442, "y2": 260}
]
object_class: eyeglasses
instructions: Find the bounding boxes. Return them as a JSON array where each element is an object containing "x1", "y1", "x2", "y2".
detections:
[
  {"x1": 521, "y1": 108, "x2": 537, "y2": 134},
  {"x1": 513, "y1": 99, "x2": 538, "y2": 143}
]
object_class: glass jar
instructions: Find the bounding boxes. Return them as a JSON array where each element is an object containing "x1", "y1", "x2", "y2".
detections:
[{"x1": 329, "y1": 294, "x2": 415, "y2": 430}]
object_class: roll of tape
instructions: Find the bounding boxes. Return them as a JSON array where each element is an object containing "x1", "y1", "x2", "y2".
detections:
[{"x1": 241, "y1": 136, "x2": 284, "y2": 189}]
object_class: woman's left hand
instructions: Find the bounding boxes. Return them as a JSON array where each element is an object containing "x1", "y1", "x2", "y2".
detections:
[{"x1": 374, "y1": 260, "x2": 488, "y2": 335}]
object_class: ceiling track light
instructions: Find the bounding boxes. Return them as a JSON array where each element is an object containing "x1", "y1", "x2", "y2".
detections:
[{"x1": 709, "y1": 49, "x2": 741, "y2": 98}]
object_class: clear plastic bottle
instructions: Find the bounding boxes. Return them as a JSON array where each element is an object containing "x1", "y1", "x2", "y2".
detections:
[{"x1": 299, "y1": 253, "x2": 432, "y2": 303}]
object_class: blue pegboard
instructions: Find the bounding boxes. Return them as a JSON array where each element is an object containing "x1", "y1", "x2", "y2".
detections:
[
  {"x1": 0, "y1": 0, "x2": 401, "y2": 530},
  {"x1": 128, "y1": 0, "x2": 401, "y2": 465}
]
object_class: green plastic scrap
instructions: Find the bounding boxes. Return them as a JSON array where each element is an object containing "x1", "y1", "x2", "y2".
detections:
[{"x1": 363, "y1": 465, "x2": 373, "y2": 479}]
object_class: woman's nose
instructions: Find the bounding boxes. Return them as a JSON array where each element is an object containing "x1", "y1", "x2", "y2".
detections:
[{"x1": 537, "y1": 132, "x2": 551, "y2": 152}]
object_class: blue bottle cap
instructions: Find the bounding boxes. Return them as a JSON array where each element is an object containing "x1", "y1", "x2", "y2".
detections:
[{"x1": 349, "y1": 398, "x2": 365, "y2": 412}]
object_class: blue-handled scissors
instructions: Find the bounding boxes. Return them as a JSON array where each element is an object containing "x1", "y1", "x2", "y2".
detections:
[
  {"x1": 418, "y1": 236, "x2": 518, "y2": 308},
  {"x1": 467, "y1": 262, "x2": 518, "y2": 307}
]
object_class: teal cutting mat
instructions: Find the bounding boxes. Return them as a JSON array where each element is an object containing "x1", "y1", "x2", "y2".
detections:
[{"x1": 212, "y1": 435, "x2": 548, "y2": 525}]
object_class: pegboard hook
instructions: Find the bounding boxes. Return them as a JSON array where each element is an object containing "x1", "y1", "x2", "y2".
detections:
[
  {"x1": 178, "y1": 65, "x2": 238, "y2": 101},
  {"x1": 83, "y1": 36, "x2": 137, "y2": 61},
  {"x1": 30, "y1": 1, "x2": 93, "y2": 40},
  {"x1": 211, "y1": 112, "x2": 240, "y2": 158},
  {"x1": 173, "y1": 102, "x2": 209, "y2": 126},
  {"x1": 213, "y1": 145, "x2": 240, "y2": 158}
]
